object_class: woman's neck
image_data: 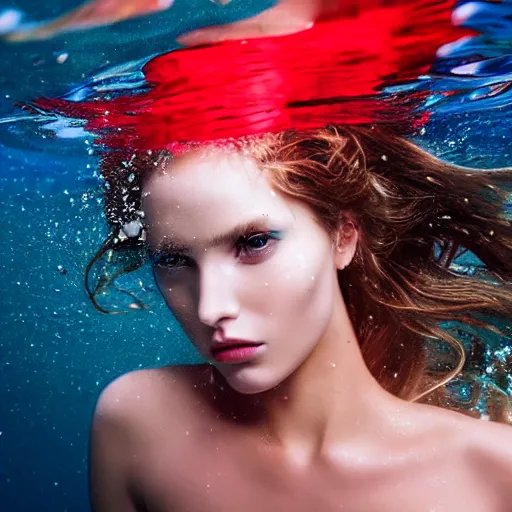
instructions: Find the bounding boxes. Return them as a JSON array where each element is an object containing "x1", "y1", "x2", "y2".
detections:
[{"x1": 254, "y1": 290, "x2": 403, "y2": 467}]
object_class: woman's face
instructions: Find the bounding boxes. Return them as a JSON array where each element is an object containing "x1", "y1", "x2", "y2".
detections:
[{"x1": 142, "y1": 149, "x2": 343, "y2": 394}]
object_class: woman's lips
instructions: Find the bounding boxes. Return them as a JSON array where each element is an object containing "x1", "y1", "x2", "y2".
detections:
[{"x1": 210, "y1": 343, "x2": 265, "y2": 363}]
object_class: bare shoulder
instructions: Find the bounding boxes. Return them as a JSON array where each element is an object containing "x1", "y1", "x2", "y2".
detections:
[
  {"x1": 459, "y1": 413, "x2": 512, "y2": 463},
  {"x1": 420, "y1": 405, "x2": 512, "y2": 507},
  {"x1": 431, "y1": 407, "x2": 512, "y2": 461},
  {"x1": 430, "y1": 409, "x2": 512, "y2": 506},
  {"x1": 89, "y1": 365, "x2": 211, "y2": 511},
  {"x1": 405, "y1": 403, "x2": 512, "y2": 484},
  {"x1": 464, "y1": 415, "x2": 512, "y2": 495},
  {"x1": 94, "y1": 363, "x2": 212, "y2": 425}
]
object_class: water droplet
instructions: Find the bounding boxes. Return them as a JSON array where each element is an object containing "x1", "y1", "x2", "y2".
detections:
[{"x1": 56, "y1": 52, "x2": 68, "y2": 64}]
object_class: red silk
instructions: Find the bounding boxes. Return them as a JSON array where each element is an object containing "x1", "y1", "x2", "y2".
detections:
[{"x1": 34, "y1": 0, "x2": 475, "y2": 150}]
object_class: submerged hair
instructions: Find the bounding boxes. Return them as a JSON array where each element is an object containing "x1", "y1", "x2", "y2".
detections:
[{"x1": 88, "y1": 125, "x2": 512, "y2": 422}]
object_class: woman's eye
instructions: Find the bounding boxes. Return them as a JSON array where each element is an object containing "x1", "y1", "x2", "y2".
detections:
[
  {"x1": 152, "y1": 253, "x2": 191, "y2": 269},
  {"x1": 247, "y1": 234, "x2": 270, "y2": 249},
  {"x1": 237, "y1": 231, "x2": 281, "y2": 259}
]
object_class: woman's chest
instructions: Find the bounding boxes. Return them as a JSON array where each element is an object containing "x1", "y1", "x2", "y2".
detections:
[{"x1": 134, "y1": 432, "x2": 498, "y2": 512}]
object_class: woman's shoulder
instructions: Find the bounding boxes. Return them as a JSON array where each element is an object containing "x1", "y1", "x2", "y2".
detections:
[
  {"x1": 89, "y1": 366, "x2": 213, "y2": 509},
  {"x1": 450, "y1": 410, "x2": 512, "y2": 462},
  {"x1": 423, "y1": 404, "x2": 512, "y2": 458},
  {"x1": 401, "y1": 403, "x2": 512, "y2": 506},
  {"x1": 93, "y1": 364, "x2": 213, "y2": 428},
  {"x1": 464, "y1": 415, "x2": 512, "y2": 497},
  {"x1": 431, "y1": 408, "x2": 512, "y2": 503}
]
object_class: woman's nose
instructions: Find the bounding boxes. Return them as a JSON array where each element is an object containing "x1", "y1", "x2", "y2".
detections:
[{"x1": 197, "y1": 262, "x2": 240, "y2": 327}]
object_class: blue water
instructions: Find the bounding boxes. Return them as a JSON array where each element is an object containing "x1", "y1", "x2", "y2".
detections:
[{"x1": 0, "y1": 1, "x2": 511, "y2": 511}]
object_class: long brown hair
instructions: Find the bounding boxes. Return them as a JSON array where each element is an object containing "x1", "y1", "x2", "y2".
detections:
[{"x1": 88, "y1": 125, "x2": 512, "y2": 420}]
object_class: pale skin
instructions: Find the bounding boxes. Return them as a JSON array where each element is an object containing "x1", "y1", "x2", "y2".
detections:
[{"x1": 90, "y1": 149, "x2": 512, "y2": 511}]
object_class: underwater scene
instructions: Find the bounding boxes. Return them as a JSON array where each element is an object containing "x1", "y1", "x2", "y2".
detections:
[{"x1": 0, "y1": 1, "x2": 511, "y2": 511}]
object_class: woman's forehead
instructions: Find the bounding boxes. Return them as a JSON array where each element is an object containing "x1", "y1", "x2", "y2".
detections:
[
  {"x1": 142, "y1": 148, "x2": 274, "y2": 206},
  {"x1": 140, "y1": 149, "x2": 298, "y2": 246}
]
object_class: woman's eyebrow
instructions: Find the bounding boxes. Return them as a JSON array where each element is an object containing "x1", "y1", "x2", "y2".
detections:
[{"x1": 155, "y1": 218, "x2": 271, "y2": 254}]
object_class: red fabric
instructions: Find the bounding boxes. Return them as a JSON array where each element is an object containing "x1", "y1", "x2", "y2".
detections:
[{"x1": 34, "y1": 0, "x2": 475, "y2": 150}]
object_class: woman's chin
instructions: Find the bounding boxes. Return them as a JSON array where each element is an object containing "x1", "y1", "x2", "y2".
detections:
[{"x1": 220, "y1": 366, "x2": 284, "y2": 395}]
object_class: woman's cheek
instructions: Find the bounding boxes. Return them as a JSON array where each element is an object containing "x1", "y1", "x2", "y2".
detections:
[
  {"x1": 156, "y1": 272, "x2": 197, "y2": 321},
  {"x1": 278, "y1": 246, "x2": 327, "y2": 294}
]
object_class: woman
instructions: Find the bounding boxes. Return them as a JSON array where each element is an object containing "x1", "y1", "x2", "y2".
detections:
[
  {"x1": 84, "y1": 124, "x2": 512, "y2": 512},
  {"x1": 29, "y1": 1, "x2": 512, "y2": 510}
]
